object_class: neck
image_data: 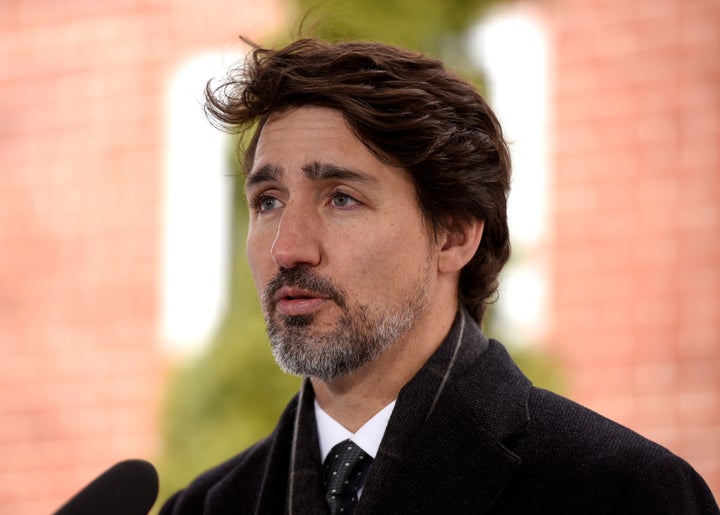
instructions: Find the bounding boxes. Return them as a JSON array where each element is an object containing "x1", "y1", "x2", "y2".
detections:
[{"x1": 311, "y1": 300, "x2": 457, "y2": 432}]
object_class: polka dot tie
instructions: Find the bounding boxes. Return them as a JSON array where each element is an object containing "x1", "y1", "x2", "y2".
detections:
[{"x1": 321, "y1": 439, "x2": 373, "y2": 515}]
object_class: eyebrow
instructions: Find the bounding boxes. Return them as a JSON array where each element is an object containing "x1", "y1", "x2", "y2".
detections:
[
  {"x1": 245, "y1": 164, "x2": 283, "y2": 190},
  {"x1": 246, "y1": 161, "x2": 379, "y2": 190},
  {"x1": 302, "y1": 162, "x2": 378, "y2": 185}
]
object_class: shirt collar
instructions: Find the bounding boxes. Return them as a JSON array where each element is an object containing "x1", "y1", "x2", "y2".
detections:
[{"x1": 314, "y1": 399, "x2": 396, "y2": 461}]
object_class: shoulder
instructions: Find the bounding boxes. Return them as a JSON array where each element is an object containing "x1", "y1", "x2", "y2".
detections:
[
  {"x1": 524, "y1": 387, "x2": 671, "y2": 463},
  {"x1": 457, "y1": 337, "x2": 717, "y2": 512},
  {"x1": 159, "y1": 436, "x2": 274, "y2": 515},
  {"x1": 504, "y1": 387, "x2": 719, "y2": 512}
]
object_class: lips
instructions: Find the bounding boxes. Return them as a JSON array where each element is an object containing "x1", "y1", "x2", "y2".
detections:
[
  {"x1": 274, "y1": 286, "x2": 329, "y2": 316},
  {"x1": 263, "y1": 268, "x2": 347, "y2": 318}
]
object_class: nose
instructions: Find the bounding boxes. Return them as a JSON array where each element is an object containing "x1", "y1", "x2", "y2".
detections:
[{"x1": 270, "y1": 203, "x2": 322, "y2": 269}]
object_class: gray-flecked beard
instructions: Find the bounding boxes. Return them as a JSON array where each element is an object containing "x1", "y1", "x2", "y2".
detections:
[{"x1": 262, "y1": 266, "x2": 430, "y2": 382}]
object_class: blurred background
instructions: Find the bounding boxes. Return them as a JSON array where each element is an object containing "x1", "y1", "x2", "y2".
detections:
[{"x1": 1, "y1": 0, "x2": 718, "y2": 512}]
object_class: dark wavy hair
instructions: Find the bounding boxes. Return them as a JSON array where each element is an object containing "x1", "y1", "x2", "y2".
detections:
[{"x1": 205, "y1": 38, "x2": 511, "y2": 324}]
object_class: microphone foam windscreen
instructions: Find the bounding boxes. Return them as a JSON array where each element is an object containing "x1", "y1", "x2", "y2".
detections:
[{"x1": 54, "y1": 459, "x2": 159, "y2": 515}]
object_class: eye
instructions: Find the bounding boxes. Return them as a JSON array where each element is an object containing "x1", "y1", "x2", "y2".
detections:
[
  {"x1": 251, "y1": 194, "x2": 283, "y2": 212},
  {"x1": 330, "y1": 192, "x2": 360, "y2": 208},
  {"x1": 261, "y1": 197, "x2": 280, "y2": 211}
]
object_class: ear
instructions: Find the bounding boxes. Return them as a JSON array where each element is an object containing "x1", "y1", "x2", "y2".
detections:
[{"x1": 437, "y1": 218, "x2": 484, "y2": 274}]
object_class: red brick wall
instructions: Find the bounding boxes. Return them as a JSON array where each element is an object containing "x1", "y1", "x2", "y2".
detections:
[
  {"x1": 0, "y1": 1, "x2": 283, "y2": 513},
  {"x1": 547, "y1": 0, "x2": 719, "y2": 497}
]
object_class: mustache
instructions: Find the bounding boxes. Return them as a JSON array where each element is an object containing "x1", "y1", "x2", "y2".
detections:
[{"x1": 263, "y1": 267, "x2": 347, "y2": 310}]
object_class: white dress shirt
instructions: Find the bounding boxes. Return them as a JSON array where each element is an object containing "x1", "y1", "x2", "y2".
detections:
[{"x1": 314, "y1": 399, "x2": 396, "y2": 498}]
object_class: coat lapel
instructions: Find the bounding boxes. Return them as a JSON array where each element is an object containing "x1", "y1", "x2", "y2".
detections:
[
  {"x1": 253, "y1": 380, "x2": 328, "y2": 515},
  {"x1": 358, "y1": 309, "x2": 531, "y2": 514},
  {"x1": 284, "y1": 380, "x2": 327, "y2": 515},
  {"x1": 358, "y1": 400, "x2": 522, "y2": 514},
  {"x1": 203, "y1": 381, "x2": 327, "y2": 515}
]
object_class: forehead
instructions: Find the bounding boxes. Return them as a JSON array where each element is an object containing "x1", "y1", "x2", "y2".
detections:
[
  {"x1": 249, "y1": 106, "x2": 386, "y2": 174},
  {"x1": 260, "y1": 106, "x2": 350, "y2": 137}
]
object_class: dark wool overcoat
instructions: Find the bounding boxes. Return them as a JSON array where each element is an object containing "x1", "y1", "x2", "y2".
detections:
[{"x1": 160, "y1": 309, "x2": 719, "y2": 514}]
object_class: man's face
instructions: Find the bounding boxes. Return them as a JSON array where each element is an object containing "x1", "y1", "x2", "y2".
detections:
[{"x1": 245, "y1": 106, "x2": 439, "y2": 381}]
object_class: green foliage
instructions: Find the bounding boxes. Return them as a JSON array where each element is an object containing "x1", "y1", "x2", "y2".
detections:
[
  {"x1": 506, "y1": 343, "x2": 564, "y2": 393},
  {"x1": 296, "y1": 0, "x2": 493, "y2": 54},
  {"x1": 483, "y1": 305, "x2": 564, "y2": 393}
]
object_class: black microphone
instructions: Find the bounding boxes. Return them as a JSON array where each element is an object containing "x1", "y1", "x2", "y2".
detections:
[{"x1": 54, "y1": 459, "x2": 159, "y2": 515}]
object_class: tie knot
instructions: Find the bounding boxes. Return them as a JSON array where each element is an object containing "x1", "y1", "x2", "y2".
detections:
[{"x1": 322, "y1": 440, "x2": 373, "y2": 515}]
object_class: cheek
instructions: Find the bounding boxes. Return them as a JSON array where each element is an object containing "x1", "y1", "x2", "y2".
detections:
[
  {"x1": 348, "y1": 231, "x2": 428, "y2": 289},
  {"x1": 246, "y1": 232, "x2": 270, "y2": 289}
]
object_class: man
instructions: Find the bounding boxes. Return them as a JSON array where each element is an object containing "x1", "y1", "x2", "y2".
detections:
[{"x1": 161, "y1": 38, "x2": 718, "y2": 514}]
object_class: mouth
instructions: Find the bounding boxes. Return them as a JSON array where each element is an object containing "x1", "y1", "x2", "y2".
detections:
[{"x1": 274, "y1": 286, "x2": 329, "y2": 317}]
